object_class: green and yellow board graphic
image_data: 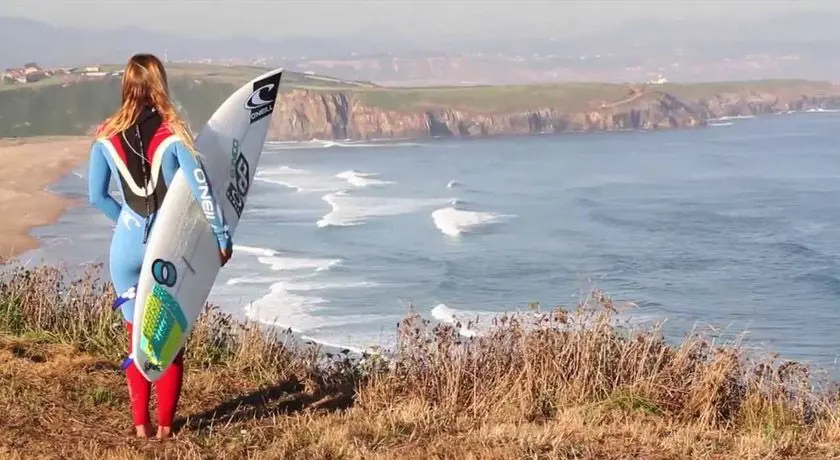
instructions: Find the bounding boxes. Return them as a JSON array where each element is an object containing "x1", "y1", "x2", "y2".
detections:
[{"x1": 140, "y1": 283, "x2": 188, "y2": 367}]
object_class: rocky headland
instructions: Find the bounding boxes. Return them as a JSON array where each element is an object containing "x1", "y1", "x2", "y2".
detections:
[{"x1": 267, "y1": 82, "x2": 840, "y2": 141}]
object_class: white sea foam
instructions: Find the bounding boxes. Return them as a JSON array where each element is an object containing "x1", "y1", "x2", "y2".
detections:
[
  {"x1": 225, "y1": 276, "x2": 279, "y2": 286},
  {"x1": 708, "y1": 121, "x2": 734, "y2": 127},
  {"x1": 805, "y1": 108, "x2": 840, "y2": 113},
  {"x1": 256, "y1": 166, "x2": 396, "y2": 193},
  {"x1": 431, "y1": 303, "x2": 483, "y2": 338},
  {"x1": 335, "y1": 170, "x2": 394, "y2": 187},
  {"x1": 243, "y1": 278, "x2": 381, "y2": 347},
  {"x1": 711, "y1": 115, "x2": 755, "y2": 121},
  {"x1": 232, "y1": 244, "x2": 278, "y2": 257},
  {"x1": 264, "y1": 165, "x2": 450, "y2": 228},
  {"x1": 224, "y1": 247, "x2": 339, "y2": 287},
  {"x1": 431, "y1": 301, "x2": 658, "y2": 340},
  {"x1": 244, "y1": 283, "x2": 329, "y2": 330},
  {"x1": 431, "y1": 206, "x2": 514, "y2": 237},
  {"x1": 265, "y1": 139, "x2": 423, "y2": 150},
  {"x1": 256, "y1": 255, "x2": 342, "y2": 272},
  {"x1": 231, "y1": 241, "x2": 383, "y2": 353},
  {"x1": 264, "y1": 140, "x2": 339, "y2": 150},
  {"x1": 255, "y1": 166, "x2": 347, "y2": 193},
  {"x1": 317, "y1": 193, "x2": 448, "y2": 228}
]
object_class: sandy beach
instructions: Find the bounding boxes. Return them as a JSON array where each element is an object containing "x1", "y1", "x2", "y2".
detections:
[{"x1": 0, "y1": 136, "x2": 93, "y2": 261}]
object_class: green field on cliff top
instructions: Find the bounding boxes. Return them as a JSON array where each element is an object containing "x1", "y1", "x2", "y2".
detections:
[
  {"x1": 353, "y1": 79, "x2": 837, "y2": 112},
  {"x1": 2, "y1": 62, "x2": 834, "y2": 102}
]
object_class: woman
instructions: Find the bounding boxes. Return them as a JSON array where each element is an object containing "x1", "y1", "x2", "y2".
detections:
[{"x1": 87, "y1": 53, "x2": 233, "y2": 439}]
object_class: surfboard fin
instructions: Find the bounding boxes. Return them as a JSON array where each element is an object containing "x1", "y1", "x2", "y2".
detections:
[
  {"x1": 113, "y1": 285, "x2": 138, "y2": 310},
  {"x1": 120, "y1": 356, "x2": 134, "y2": 371}
]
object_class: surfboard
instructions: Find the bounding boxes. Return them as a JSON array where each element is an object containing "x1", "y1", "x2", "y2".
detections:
[{"x1": 123, "y1": 67, "x2": 284, "y2": 382}]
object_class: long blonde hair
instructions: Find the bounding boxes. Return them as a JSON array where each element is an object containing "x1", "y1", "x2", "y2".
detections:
[{"x1": 95, "y1": 53, "x2": 197, "y2": 155}]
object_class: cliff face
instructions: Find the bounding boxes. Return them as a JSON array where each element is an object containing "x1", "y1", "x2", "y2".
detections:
[{"x1": 267, "y1": 87, "x2": 840, "y2": 142}]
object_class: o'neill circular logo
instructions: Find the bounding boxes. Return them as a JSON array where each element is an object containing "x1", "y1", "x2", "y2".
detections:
[{"x1": 244, "y1": 83, "x2": 275, "y2": 110}]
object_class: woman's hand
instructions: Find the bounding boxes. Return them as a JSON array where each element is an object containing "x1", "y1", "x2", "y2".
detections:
[{"x1": 219, "y1": 246, "x2": 232, "y2": 266}]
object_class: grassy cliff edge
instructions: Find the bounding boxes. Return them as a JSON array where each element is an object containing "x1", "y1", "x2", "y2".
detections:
[{"x1": 1, "y1": 260, "x2": 839, "y2": 459}]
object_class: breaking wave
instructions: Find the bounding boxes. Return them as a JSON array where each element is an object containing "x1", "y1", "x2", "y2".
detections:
[
  {"x1": 318, "y1": 192, "x2": 446, "y2": 228},
  {"x1": 431, "y1": 206, "x2": 514, "y2": 237}
]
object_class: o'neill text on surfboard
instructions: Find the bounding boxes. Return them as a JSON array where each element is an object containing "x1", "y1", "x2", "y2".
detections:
[{"x1": 193, "y1": 168, "x2": 217, "y2": 221}]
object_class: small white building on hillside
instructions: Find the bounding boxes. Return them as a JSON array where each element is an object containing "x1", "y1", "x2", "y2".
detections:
[{"x1": 647, "y1": 75, "x2": 668, "y2": 85}]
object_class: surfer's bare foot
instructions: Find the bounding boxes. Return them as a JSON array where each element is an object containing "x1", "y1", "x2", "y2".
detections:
[
  {"x1": 135, "y1": 424, "x2": 153, "y2": 438},
  {"x1": 157, "y1": 426, "x2": 173, "y2": 439}
]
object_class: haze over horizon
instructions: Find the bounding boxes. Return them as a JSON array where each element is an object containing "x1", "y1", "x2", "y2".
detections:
[
  {"x1": 2, "y1": 0, "x2": 840, "y2": 41},
  {"x1": 5, "y1": 1, "x2": 840, "y2": 85}
]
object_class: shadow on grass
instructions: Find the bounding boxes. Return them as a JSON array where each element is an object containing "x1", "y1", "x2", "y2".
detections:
[{"x1": 174, "y1": 377, "x2": 357, "y2": 432}]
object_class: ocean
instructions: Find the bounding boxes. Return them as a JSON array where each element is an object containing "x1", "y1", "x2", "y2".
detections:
[{"x1": 24, "y1": 111, "x2": 840, "y2": 372}]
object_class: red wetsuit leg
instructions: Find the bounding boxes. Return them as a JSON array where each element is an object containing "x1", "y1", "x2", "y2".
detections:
[
  {"x1": 154, "y1": 348, "x2": 184, "y2": 427},
  {"x1": 125, "y1": 322, "x2": 151, "y2": 427}
]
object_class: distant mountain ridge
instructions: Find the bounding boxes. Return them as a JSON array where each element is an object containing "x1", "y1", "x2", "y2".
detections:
[
  {"x1": 7, "y1": 10, "x2": 840, "y2": 69},
  {"x1": 0, "y1": 16, "x2": 415, "y2": 69},
  {"x1": 5, "y1": 13, "x2": 840, "y2": 85}
]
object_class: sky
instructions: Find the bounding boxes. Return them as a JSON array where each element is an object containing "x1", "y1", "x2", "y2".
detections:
[{"x1": 1, "y1": 0, "x2": 839, "y2": 40}]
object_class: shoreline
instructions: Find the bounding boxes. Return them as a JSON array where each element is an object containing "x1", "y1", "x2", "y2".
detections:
[{"x1": 0, "y1": 136, "x2": 91, "y2": 261}]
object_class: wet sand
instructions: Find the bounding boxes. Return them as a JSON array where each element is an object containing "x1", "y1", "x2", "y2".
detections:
[{"x1": 0, "y1": 136, "x2": 92, "y2": 261}]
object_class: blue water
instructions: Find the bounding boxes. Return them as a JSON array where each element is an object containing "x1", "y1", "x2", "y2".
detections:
[{"x1": 26, "y1": 111, "x2": 840, "y2": 370}]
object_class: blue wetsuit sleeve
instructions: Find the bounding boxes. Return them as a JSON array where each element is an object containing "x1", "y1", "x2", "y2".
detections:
[
  {"x1": 87, "y1": 142, "x2": 121, "y2": 223},
  {"x1": 172, "y1": 142, "x2": 232, "y2": 250}
]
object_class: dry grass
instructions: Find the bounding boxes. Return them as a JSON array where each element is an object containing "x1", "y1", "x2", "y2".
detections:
[{"x1": 1, "y1": 260, "x2": 839, "y2": 459}]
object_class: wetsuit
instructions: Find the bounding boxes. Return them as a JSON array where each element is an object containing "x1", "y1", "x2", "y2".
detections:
[{"x1": 87, "y1": 105, "x2": 231, "y2": 428}]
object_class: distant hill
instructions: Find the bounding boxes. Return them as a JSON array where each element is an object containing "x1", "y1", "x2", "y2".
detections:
[
  {"x1": 0, "y1": 16, "x2": 414, "y2": 69},
  {"x1": 6, "y1": 14, "x2": 840, "y2": 85},
  {"x1": 0, "y1": 63, "x2": 375, "y2": 137},
  {"x1": 565, "y1": 9, "x2": 840, "y2": 47}
]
